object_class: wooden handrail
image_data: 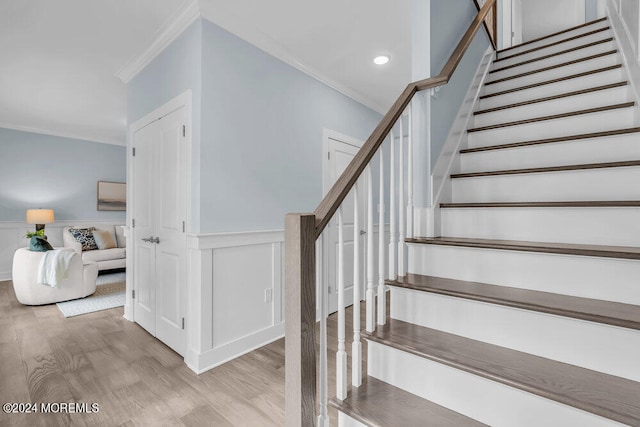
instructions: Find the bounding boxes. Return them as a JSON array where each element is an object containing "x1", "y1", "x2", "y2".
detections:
[
  {"x1": 285, "y1": 2, "x2": 497, "y2": 425},
  {"x1": 473, "y1": 0, "x2": 498, "y2": 50},
  {"x1": 313, "y1": 0, "x2": 496, "y2": 238}
]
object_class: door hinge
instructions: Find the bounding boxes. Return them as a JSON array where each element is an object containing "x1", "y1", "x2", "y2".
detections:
[
  {"x1": 132, "y1": 290, "x2": 136, "y2": 299},
  {"x1": 328, "y1": 151, "x2": 330, "y2": 160},
  {"x1": 132, "y1": 218, "x2": 135, "y2": 228},
  {"x1": 182, "y1": 221, "x2": 185, "y2": 233},
  {"x1": 182, "y1": 125, "x2": 186, "y2": 137},
  {"x1": 181, "y1": 318, "x2": 185, "y2": 329},
  {"x1": 132, "y1": 147, "x2": 136, "y2": 156}
]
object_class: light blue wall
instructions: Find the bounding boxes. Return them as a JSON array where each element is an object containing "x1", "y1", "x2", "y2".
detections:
[
  {"x1": 430, "y1": 0, "x2": 490, "y2": 167},
  {"x1": 199, "y1": 19, "x2": 380, "y2": 233},
  {"x1": 0, "y1": 128, "x2": 126, "y2": 221},
  {"x1": 126, "y1": 18, "x2": 380, "y2": 233},
  {"x1": 127, "y1": 20, "x2": 202, "y2": 231}
]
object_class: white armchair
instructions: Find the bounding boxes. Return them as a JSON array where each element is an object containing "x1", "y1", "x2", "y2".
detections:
[{"x1": 12, "y1": 248, "x2": 98, "y2": 305}]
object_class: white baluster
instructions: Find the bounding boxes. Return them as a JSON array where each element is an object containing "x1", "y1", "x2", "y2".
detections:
[
  {"x1": 337, "y1": 208, "x2": 347, "y2": 400},
  {"x1": 366, "y1": 165, "x2": 375, "y2": 332},
  {"x1": 378, "y1": 149, "x2": 387, "y2": 326},
  {"x1": 317, "y1": 237, "x2": 329, "y2": 427},
  {"x1": 388, "y1": 129, "x2": 397, "y2": 280},
  {"x1": 352, "y1": 186, "x2": 362, "y2": 387},
  {"x1": 398, "y1": 116, "x2": 406, "y2": 278},
  {"x1": 407, "y1": 104, "x2": 414, "y2": 240}
]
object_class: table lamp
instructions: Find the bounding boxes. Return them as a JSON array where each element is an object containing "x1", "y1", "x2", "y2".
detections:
[{"x1": 26, "y1": 209, "x2": 55, "y2": 232}]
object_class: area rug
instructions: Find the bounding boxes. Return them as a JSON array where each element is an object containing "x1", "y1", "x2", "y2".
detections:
[{"x1": 56, "y1": 272, "x2": 126, "y2": 317}]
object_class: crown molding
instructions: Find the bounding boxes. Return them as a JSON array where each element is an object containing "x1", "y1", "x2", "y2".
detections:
[
  {"x1": 116, "y1": 0, "x2": 386, "y2": 114},
  {"x1": 0, "y1": 122, "x2": 126, "y2": 146},
  {"x1": 116, "y1": 1, "x2": 201, "y2": 83},
  {"x1": 198, "y1": 4, "x2": 386, "y2": 114}
]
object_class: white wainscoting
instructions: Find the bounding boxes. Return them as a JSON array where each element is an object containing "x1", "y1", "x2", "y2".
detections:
[
  {"x1": 0, "y1": 220, "x2": 125, "y2": 281},
  {"x1": 185, "y1": 230, "x2": 285, "y2": 374}
]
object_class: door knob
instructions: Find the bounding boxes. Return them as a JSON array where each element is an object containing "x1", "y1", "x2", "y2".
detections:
[
  {"x1": 153, "y1": 237, "x2": 160, "y2": 244},
  {"x1": 141, "y1": 236, "x2": 153, "y2": 243},
  {"x1": 360, "y1": 230, "x2": 366, "y2": 235}
]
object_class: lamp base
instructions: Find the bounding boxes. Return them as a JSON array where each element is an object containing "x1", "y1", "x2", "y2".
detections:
[{"x1": 35, "y1": 224, "x2": 45, "y2": 232}]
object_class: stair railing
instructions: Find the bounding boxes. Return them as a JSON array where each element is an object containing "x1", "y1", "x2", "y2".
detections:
[{"x1": 285, "y1": 1, "x2": 496, "y2": 425}]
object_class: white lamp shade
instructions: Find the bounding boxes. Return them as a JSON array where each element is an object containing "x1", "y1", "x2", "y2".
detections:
[{"x1": 26, "y1": 209, "x2": 54, "y2": 224}]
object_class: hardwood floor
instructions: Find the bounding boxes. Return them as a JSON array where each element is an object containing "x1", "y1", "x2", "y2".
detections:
[{"x1": 0, "y1": 280, "x2": 367, "y2": 426}]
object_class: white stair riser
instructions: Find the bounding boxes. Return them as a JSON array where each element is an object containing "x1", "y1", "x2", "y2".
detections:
[
  {"x1": 495, "y1": 30, "x2": 613, "y2": 68},
  {"x1": 441, "y1": 207, "x2": 640, "y2": 246},
  {"x1": 478, "y1": 69, "x2": 625, "y2": 110},
  {"x1": 390, "y1": 287, "x2": 640, "y2": 382},
  {"x1": 498, "y1": 23, "x2": 610, "y2": 58},
  {"x1": 407, "y1": 244, "x2": 640, "y2": 305},
  {"x1": 368, "y1": 342, "x2": 625, "y2": 427},
  {"x1": 338, "y1": 413, "x2": 366, "y2": 427},
  {"x1": 467, "y1": 107, "x2": 635, "y2": 147},
  {"x1": 490, "y1": 40, "x2": 615, "y2": 80},
  {"x1": 460, "y1": 133, "x2": 640, "y2": 172},
  {"x1": 473, "y1": 85, "x2": 630, "y2": 128},
  {"x1": 451, "y1": 167, "x2": 640, "y2": 202},
  {"x1": 484, "y1": 54, "x2": 619, "y2": 95}
]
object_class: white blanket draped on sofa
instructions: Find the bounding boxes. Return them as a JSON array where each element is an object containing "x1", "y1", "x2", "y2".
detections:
[{"x1": 37, "y1": 249, "x2": 76, "y2": 287}]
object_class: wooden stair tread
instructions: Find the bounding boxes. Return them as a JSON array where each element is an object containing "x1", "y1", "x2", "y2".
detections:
[
  {"x1": 486, "y1": 50, "x2": 617, "y2": 85},
  {"x1": 467, "y1": 102, "x2": 634, "y2": 133},
  {"x1": 494, "y1": 27, "x2": 610, "y2": 63},
  {"x1": 474, "y1": 82, "x2": 628, "y2": 115},
  {"x1": 479, "y1": 64, "x2": 622, "y2": 100},
  {"x1": 365, "y1": 320, "x2": 640, "y2": 426},
  {"x1": 405, "y1": 237, "x2": 640, "y2": 260},
  {"x1": 460, "y1": 127, "x2": 640, "y2": 153},
  {"x1": 387, "y1": 273, "x2": 640, "y2": 330},
  {"x1": 450, "y1": 159, "x2": 640, "y2": 178},
  {"x1": 440, "y1": 201, "x2": 640, "y2": 208},
  {"x1": 497, "y1": 17, "x2": 607, "y2": 54},
  {"x1": 491, "y1": 38, "x2": 614, "y2": 74},
  {"x1": 329, "y1": 376, "x2": 486, "y2": 427}
]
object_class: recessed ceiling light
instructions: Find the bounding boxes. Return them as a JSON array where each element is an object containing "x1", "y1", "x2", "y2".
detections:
[{"x1": 373, "y1": 55, "x2": 390, "y2": 65}]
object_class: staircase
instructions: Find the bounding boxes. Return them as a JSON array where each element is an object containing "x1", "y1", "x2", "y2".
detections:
[{"x1": 329, "y1": 17, "x2": 640, "y2": 426}]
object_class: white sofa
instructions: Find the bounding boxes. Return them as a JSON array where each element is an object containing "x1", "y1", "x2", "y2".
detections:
[
  {"x1": 63, "y1": 225, "x2": 126, "y2": 271},
  {"x1": 12, "y1": 248, "x2": 98, "y2": 305}
]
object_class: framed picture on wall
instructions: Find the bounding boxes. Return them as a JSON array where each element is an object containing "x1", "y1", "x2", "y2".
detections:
[{"x1": 97, "y1": 181, "x2": 126, "y2": 211}]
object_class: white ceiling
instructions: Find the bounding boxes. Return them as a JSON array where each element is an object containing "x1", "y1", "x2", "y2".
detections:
[
  {"x1": 198, "y1": 0, "x2": 411, "y2": 114},
  {"x1": 0, "y1": 0, "x2": 411, "y2": 146}
]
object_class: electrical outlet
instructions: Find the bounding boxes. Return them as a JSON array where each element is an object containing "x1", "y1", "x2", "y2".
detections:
[{"x1": 264, "y1": 288, "x2": 273, "y2": 303}]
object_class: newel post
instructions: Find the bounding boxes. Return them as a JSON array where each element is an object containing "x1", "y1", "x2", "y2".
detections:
[{"x1": 285, "y1": 213, "x2": 317, "y2": 427}]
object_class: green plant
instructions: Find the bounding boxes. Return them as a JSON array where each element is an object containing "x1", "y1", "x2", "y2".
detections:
[{"x1": 25, "y1": 229, "x2": 45, "y2": 239}]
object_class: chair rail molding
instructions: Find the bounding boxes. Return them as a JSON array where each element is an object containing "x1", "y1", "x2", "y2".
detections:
[{"x1": 116, "y1": 1, "x2": 201, "y2": 83}]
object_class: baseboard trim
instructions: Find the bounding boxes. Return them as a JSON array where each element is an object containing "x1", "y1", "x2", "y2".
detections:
[{"x1": 188, "y1": 324, "x2": 284, "y2": 374}]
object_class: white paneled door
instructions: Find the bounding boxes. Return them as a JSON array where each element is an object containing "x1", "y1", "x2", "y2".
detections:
[
  {"x1": 132, "y1": 106, "x2": 187, "y2": 356},
  {"x1": 323, "y1": 132, "x2": 366, "y2": 314}
]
